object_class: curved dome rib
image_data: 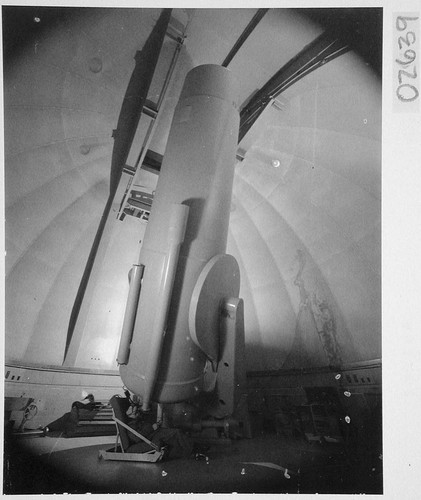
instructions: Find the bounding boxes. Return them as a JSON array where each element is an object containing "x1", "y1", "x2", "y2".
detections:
[
  {"x1": 5, "y1": 163, "x2": 110, "y2": 273},
  {"x1": 233, "y1": 152, "x2": 377, "y2": 363}
]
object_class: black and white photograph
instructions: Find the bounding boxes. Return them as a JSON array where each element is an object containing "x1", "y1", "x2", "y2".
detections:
[{"x1": 1, "y1": 1, "x2": 420, "y2": 496}]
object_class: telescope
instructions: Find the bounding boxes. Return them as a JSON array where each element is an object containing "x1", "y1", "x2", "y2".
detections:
[{"x1": 117, "y1": 64, "x2": 249, "y2": 432}]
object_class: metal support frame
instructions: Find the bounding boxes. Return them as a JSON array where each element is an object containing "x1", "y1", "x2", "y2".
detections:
[
  {"x1": 222, "y1": 9, "x2": 269, "y2": 67},
  {"x1": 98, "y1": 447, "x2": 163, "y2": 462},
  {"x1": 113, "y1": 416, "x2": 159, "y2": 451},
  {"x1": 98, "y1": 405, "x2": 164, "y2": 462},
  {"x1": 205, "y1": 297, "x2": 252, "y2": 439},
  {"x1": 116, "y1": 29, "x2": 185, "y2": 220}
]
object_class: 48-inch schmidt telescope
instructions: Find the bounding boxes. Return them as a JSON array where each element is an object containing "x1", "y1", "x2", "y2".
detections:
[{"x1": 117, "y1": 64, "x2": 249, "y2": 430}]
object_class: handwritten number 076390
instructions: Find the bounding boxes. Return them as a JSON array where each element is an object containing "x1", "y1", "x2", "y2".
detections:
[{"x1": 395, "y1": 16, "x2": 419, "y2": 103}]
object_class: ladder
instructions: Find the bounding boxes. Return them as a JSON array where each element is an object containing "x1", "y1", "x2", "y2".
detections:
[{"x1": 117, "y1": 19, "x2": 187, "y2": 221}]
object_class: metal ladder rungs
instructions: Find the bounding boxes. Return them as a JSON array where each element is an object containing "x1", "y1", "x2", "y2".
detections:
[
  {"x1": 143, "y1": 99, "x2": 158, "y2": 119},
  {"x1": 167, "y1": 17, "x2": 187, "y2": 41}
]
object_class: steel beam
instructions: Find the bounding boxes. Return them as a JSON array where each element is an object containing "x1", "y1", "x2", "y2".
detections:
[
  {"x1": 222, "y1": 9, "x2": 269, "y2": 68},
  {"x1": 239, "y1": 29, "x2": 350, "y2": 142}
]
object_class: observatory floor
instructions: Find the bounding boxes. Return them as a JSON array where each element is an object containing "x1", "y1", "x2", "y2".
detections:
[{"x1": 4, "y1": 431, "x2": 382, "y2": 494}]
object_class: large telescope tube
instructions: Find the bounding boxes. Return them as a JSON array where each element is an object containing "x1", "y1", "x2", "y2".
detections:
[{"x1": 119, "y1": 64, "x2": 239, "y2": 410}]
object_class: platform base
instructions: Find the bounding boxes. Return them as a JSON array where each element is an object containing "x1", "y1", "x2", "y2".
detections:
[{"x1": 98, "y1": 447, "x2": 164, "y2": 462}]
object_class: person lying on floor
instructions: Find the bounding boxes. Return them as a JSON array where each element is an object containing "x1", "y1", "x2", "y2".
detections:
[
  {"x1": 126, "y1": 408, "x2": 194, "y2": 459},
  {"x1": 42, "y1": 393, "x2": 96, "y2": 437}
]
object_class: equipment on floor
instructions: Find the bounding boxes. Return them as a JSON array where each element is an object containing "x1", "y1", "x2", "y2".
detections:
[
  {"x1": 98, "y1": 395, "x2": 164, "y2": 462},
  {"x1": 73, "y1": 401, "x2": 116, "y2": 437}
]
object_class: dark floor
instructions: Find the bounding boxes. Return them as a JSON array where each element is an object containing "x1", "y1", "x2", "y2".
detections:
[{"x1": 4, "y1": 429, "x2": 382, "y2": 495}]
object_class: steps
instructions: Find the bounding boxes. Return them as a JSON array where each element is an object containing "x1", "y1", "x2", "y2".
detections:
[{"x1": 73, "y1": 402, "x2": 116, "y2": 437}]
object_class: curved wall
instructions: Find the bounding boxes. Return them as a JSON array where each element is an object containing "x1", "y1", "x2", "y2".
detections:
[{"x1": 4, "y1": 8, "x2": 381, "y2": 373}]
